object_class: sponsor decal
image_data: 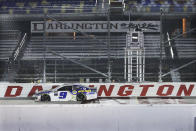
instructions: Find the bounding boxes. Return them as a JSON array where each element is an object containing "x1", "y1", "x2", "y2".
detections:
[
  {"x1": 31, "y1": 21, "x2": 160, "y2": 33},
  {"x1": 37, "y1": 91, "x2": 51, "y2": 95},
  {"x1": 59, "y1": 92, "x2": 67, "y2": 99},
  {"x1": 0, "y1": 83, "x2": 195, "y2": 98},
  {"x1": 72, "y1": 90, "x2": 77, "y2": 95}
]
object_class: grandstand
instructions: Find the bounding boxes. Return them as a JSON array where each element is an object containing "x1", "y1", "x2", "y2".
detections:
[
  {"x1": 0, "y1": 0, "x2": 195, "y2": 14},
  {"x1": 0, "y1": 0, "x2": 195, "y2": 83}
]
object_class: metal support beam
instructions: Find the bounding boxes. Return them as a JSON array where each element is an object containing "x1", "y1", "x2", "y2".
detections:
[
  {"x1": 159, "y1": 9, "x2": 163, "y2": 82},
  {"x1": 163, "y1": 27, "x2": 196, "y2": 45},
  {"x1": 45, "y1": 14, "x2": 110, "y2": 79},
  {"x1": 107, "y1": 5, "x2": 111, "y2": 82},
  {"x1": 124, "y1": 31, "x2": 145, "y2": 82},
  {"x1": 43, "y1": 13, "x2": 47, "y2": 83},
  {"x1": 124, "y1": 48, "x2": 127, "y2": 80},
  {"x1": 48, "y1": 49, "x2": 108, "y2": 78},
  {"x1": 43, "y1": 59, "x2": 46, "y2": 83},
  {"x1": 54, "y1": 60, "x2": 56, "y2": 83}
]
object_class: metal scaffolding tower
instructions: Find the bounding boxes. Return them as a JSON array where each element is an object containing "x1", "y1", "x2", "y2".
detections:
[{"x1": 124, "y1": 30, "x2": 145, "y2": 82}]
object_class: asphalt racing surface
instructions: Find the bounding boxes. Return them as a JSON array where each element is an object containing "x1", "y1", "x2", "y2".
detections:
[
  {"x1": 1, "y1": 98, "x2": 196, "y2": 105},
  {"x1": 0, "y1": 102, "x2": 196, "y2": 131}
]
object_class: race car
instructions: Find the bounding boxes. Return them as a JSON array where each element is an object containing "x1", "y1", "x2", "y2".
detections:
[{"x1": 34, "y1": 84, "x2": 97, "y2": 102}]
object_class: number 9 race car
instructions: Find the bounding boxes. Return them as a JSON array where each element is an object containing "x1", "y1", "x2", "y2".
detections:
[{"x1": 34, "y1": 84, "x2": 97, "y2": 102}]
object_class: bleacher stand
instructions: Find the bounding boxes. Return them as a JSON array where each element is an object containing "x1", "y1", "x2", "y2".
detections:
[
  {"x1": 0, "y1": 0, "x2": 195, "y2": 82},
  {"x1": 124, "y1": 0, "x2": 196, "y2": 13},
  {"x1": 0, "y1": 0, "x2": 195, "y2": 14},
  {"x1": 0, "y1": 0, "x2": 97, "y2": 14}
]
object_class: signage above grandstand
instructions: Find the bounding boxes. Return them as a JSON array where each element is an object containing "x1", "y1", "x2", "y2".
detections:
[{"x1": 31, "y1": 21, "x2": 160, "y2": 33}]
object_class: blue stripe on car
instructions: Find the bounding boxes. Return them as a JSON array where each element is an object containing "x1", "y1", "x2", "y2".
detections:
[{"x1": 37, "y1": 91, "x2": 51, "y2": 95}]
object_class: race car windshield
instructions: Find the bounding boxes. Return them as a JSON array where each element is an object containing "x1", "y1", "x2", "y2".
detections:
[
  {"x1": 50, "y1": 85, "x2": 62, "y2": 91},
  {"x1": 58, "y1": 86, "x2": 72, "y2": 91}
]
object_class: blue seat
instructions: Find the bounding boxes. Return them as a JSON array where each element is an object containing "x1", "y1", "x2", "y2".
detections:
[{"x1": 0, "y1": 0, "x2": 97, "y2": 14}]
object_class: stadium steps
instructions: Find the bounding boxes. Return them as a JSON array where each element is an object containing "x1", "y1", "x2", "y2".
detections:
[
  {"x1": 0, "y1": 31, "x2": 21, "y2": 60},
  {"x1": 164, "y1": 32, "x2": 181, "y2": 82},
  {"x1": 175, "y1": 37, "x2": 196, "y2": 58}
]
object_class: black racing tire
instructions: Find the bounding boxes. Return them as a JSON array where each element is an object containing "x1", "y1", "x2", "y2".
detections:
[
  {"x1": 41, "y1": 94, "x2": 51, "y2": 102},
  {"x1": 76, "y1": 93, "x2": 86, "y2": 102}
]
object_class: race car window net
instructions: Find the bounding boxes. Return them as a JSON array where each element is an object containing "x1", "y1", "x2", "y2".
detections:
[{"x1": 73, "y1": 85, "x2": 79, "y2": 90}]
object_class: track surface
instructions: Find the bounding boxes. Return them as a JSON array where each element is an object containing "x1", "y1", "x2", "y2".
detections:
[
  {"x1": 1, "y1": 98, "x2": 196, "y2": 105},
  {"x1": 0, "y1": 99, "x2": 196, "y2": 131},
  {"x1": 0, "y1": 103, "x2": 196, "y2": 131}
]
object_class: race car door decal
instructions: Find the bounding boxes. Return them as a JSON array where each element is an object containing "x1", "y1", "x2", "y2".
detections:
[{"x1": 59, "y1": 92, "x2": 67, "y2": 99}]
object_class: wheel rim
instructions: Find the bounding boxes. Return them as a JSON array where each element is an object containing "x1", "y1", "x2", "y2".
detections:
[
  {"x1": 77, "y1": 94, "x2": 85, "y2": 101},
  {"x1": 42, "y1": 95, "x2": 50, "y2": 101}
]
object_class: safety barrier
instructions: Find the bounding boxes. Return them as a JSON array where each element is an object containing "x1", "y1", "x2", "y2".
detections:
[{"x1": 0, "y1": 82, "x2": 195, "y2": 97}]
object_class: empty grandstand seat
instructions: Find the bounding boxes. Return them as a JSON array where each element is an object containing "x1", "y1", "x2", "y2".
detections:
[
  {"x1": 22, "y1": 33, "x2": 165, "y2": 60},
  {"x1": 175, "y1": 37, "x2": 196, "y2": 58},
  {"x1": 0, "y1": 0, "x2": 97, "y2": 14},
  {"x1": 127, "y1": 0, "x2": 195, "y2": 13},
  {"x1": 0, "y1": 30, "x2": 21, "y2": 60}
]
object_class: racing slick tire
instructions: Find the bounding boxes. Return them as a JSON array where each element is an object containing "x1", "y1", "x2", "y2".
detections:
[
  {"x1": 76, "y1": 93, "x2": 86, "y2": 102},
  {"x1": 41, "y1": 94, "x2": 51, "y2": 102}
]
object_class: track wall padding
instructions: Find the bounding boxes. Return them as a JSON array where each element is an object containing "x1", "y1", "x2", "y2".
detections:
[{"x1": 0, "y1": 82, "x2": 195, "y2": 97}]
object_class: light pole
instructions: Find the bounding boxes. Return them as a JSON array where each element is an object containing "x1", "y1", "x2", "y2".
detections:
[
  {"x1": 43, "y1": 13, "x2": 47, "y2": 83},
  {"x1": 107, "y1": 5, "x2": 111, "y2": 82},
  {"x1": 159, "y1": 8, "x2": 163, "y2": 82}
]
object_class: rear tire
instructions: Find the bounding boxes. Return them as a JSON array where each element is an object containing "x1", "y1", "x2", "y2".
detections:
[
  {"x1": 76, "y1": 93, "x2": 86, "y2": 102},
  {"x1": 41, "y1": 94, "x2": 51, "y2": 102}
]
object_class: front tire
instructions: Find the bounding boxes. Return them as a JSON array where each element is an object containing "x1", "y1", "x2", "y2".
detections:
[
  {"x1": 41, "y1": 94, "x2": 51, "y2": 102},
  {"x1": 76, "y1": 93, "x2": 86, "y2": 102}
]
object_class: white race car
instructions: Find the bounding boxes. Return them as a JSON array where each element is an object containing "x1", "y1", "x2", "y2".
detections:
[{"x1": 34, "y1": 84, "x2": 97, "y2": 102}]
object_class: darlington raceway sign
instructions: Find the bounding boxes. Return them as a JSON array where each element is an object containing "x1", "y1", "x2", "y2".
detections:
[
  {"x1": 31, "y1": 21, "x2": 160, "y2": 33},
  {"x1": 0, "y1": 83, "x2": 195, "y2": 97}
]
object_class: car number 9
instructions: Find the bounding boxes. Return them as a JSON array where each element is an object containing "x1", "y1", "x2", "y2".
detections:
[{"x1": 59, "y1": 92, "x2": 67, "y2": 99}]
